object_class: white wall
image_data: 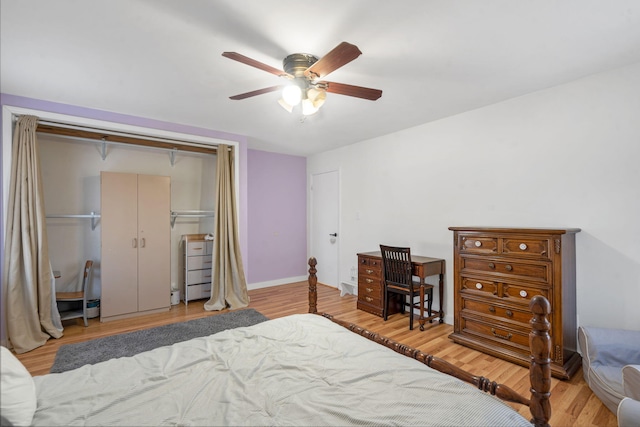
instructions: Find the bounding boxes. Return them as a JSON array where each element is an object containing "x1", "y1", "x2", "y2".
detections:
[
  {"x1": 39, "y1": 134, "x2": 216, "y2": 300},
  {"x1": 308, "y1": 61, "x2": 640, "y2": 330}
]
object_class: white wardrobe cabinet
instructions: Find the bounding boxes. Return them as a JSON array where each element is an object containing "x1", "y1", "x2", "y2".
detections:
[
  {"x1": 101, "y1": 172, "x2": 171, "y2": 321},
  {"x1": 183, "y1": 234, "x2": 213, "y2": 305}
]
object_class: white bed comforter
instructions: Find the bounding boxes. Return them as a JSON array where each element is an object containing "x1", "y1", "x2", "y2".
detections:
[{"x1": 33, "y1": 314, "x2": 531, "y2": 426}]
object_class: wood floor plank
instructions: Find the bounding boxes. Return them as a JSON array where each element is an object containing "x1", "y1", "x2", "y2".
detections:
[{"x1": 13, "y1": 281, "x2": 616, "y2": 426}]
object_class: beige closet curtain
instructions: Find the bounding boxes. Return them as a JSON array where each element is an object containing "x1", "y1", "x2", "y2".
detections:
[
  {"x1": 204, "y1": 144, "x2": 249, "y2": 311},
  {"x1": 2, "y1": 115, "x2": 62, "y2": 353}
]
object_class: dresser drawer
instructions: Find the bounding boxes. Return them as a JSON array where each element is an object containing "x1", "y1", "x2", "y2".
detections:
[
  {"x1": 187, "y1": 255, "x2": 212, "y2": 271},
  {"x1": 358, "y1": 279, "x2": 382, "y2": 299},
  {"x1": 502, "y1": 237, "x2": 551, "y2": 260},
  {"x1": 187, "y1": 283, "x2": 211, "y2": 300},
  {"x1": 462, "y1": 297, "x2": 532, "y2": 326},
  {"x1": 459, "y1": 235, "x2": 499, "y2": 255},
  {"x1": 460, "y1": 277, "x2": 499, "y2": 298},
  {"x1": 461, "y1": 276, "x2": 549, "y2": 306},
  {"x1": 460, "y1": 256, "x2": 551, "y2": 284},
  {"x1": 187, "y1": 241, "x2": 213, "y2": 256},
  {"x1": 460, "y1": 316, "x2": 530, "y2": 351},
  {"x1": 187, "y1": 269, "x2": 213, "y2": 284},
  {"x1": 359, "y1": 260, "x2": 382, "y2": 276},
  {"x1": 358, "y1": 292, "x2": 382, "y2": 308},
  {"x1": 502, "y1": 282, "x2": 550, "y2": 305}
]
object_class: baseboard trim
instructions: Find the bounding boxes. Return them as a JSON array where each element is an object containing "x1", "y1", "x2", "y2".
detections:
[{"x1": 247, "y1": 275, "x2": 307, "y2": 291}]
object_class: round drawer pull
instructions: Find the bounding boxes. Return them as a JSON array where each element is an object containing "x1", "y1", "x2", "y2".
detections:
[
  {"x1": 488, "y1": 306, "x2": 496, "y2": 313},
  {"x1": 505, "y1": 264, "x2": 513, "y2": 271},
  {"x1": 365, "y1": 278, "x2": 373, "y2": 284},
  {"x1": 519, "y1": 243, "x2": 528, "y2": 250},
  {"x1": 488, "y1": 263, "x2": 495, "y2": 269},
  {"x1": 519, "y1": 290, "x2": 528, "y2": 298},
  {"x1": 474, "y1": 241, "x2": 482, "y2": 247},
  {"x1": 475, "y1": 283, "x2": 483, "y2": 289},
  {"x1": 366, "y1": 287, "x2": 373, "y2": 293},
  {"x1": 506, "y1": 310, "x2": 513, "y2": 317}
]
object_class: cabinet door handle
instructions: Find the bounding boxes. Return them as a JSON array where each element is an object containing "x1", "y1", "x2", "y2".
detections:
[
  {"x1": 365, "y1": 296, "x2": 373, "y2": 302},
  {"x1": 488, "y1": 263, "x2": 495, "y2": 269},
  {"x1": 140, "y1": 237, "x2": 146, "y2": 248},
  {"x1": 366, "y1": 269, "x2": 374, "y2": 274},
  {"x1": 365, "y1": 278, "x2": 374, "y2": 284},
  {"x1": 366, "y1": 287, "x2": 373, "y2": 293},
  {"x1": 505, "y1": 264, "x2": 513, "y2": 271},
  {"x1": 132, "y1": 238, "x2": 137, "y2": 248},
  {"x1": 491, "y1": 328, "x2": 512, "y2": 340}
]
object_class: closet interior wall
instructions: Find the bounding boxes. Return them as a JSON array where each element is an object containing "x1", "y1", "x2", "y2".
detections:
[{"x1": 38, "y1": 133, "x2": 216, "y2": 302}]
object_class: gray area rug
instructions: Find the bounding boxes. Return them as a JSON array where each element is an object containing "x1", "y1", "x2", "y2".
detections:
[{"x1": 50, "y1": 308, "x2": 268, "y2": 373}]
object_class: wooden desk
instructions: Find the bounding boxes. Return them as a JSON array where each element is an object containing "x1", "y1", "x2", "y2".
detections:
[{"x1": 356, "y1": 251, "x2": 445, "y2": 328}]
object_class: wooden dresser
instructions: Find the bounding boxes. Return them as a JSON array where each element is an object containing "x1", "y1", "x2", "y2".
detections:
[{"x1": 448, "y1": 227, "x2": 581, "y2": 379}]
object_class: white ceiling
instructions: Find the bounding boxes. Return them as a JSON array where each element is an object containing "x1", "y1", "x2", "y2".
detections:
[{"x1": 2, "y1": 1, "x2": 640, "y2": 156}]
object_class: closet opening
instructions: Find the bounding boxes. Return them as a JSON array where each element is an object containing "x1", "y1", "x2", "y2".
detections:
[{"x1": 2, "y1": 106, "x2": 239, "y2": 332}]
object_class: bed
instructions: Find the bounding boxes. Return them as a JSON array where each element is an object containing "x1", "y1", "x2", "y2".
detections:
[{"x1": 2, "y1": 257, "x2": 552, "y2": 427}]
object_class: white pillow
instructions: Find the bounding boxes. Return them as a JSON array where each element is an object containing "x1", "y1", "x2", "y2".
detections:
[{"x1": 0, "y1": 346, "x2": 37, "y2": 426}]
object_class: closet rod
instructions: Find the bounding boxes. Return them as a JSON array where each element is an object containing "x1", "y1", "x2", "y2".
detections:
[
  {"x1": 46, "y1": 212, "x2": 101, "y2": 230},
  {"x1": 170, "y1": 210, "x2": 215, "y2": 228}
]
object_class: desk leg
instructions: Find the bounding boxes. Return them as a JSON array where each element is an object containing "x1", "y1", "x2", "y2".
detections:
[
  {"x1": 438, "y1": 273, "x2": 444, "y2": 324},
  {"x1": 418, "y1": 282, "x2": 426, "y2": 331}
]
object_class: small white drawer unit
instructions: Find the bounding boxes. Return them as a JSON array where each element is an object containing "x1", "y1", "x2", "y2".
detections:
[{"x1": 183, "y1": 234, "x2": 213, "y2": 304}]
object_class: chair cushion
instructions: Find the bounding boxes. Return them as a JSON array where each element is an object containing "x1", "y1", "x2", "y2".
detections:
[
  {"x1": 578, "y1": 326, "x2": 640, "y2": 413},
  {"x1": 0, "y1": 346, "x2": 37, "y2": 426}
]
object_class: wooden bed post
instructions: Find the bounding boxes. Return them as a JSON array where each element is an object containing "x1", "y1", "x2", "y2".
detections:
[
  {"x1": 308, "y1": 257, "x2": 317, "y2": 314},
  {"x1": 529, "y1": 295, "x2": 552, "y2": 427}
]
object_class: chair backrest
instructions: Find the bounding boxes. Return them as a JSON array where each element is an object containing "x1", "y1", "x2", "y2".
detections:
[
  {"x1": 81, "y1": 260, "x2": 94, "y2": 300},
  {"x1": 380, "y1": 245, "x2": 413, "y2": 289}
]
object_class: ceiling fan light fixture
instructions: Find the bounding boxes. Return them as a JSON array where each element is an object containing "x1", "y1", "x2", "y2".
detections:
[
  {"x1": 282, "y1": 84, "x2": 302, "y2": 106},
  {"x1": 301, "y1": 98, "x2": 320, "y2": 116},
  {"x1": 301, "y1": 87, "x2": 327, "y2": 115},
  {"x1": 278, "y1": 98, "x2": 294, "y2": 113}
]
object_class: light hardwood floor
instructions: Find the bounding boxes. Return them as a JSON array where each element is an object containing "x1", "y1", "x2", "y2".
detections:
[{"x1": 16, "y1": 282, "x2": 616, "y2": 427}]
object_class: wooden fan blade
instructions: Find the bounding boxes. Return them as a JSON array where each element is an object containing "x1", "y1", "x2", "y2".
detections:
[
  {"x1": 321, "y1": 81, "x2": 382, "y2": 100},
  {"x1": 304, "y1": 42, "x2": 362, "y2": 79},
  {"x1": 222, "y1": 52, "x2": 292, "y2": 78},
  {"x1": 229, "y1": 85, "x2": 282, "y2": 100}
]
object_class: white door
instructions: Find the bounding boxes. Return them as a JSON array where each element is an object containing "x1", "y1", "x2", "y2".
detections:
[{"x1": 310, "y1": 170, "x2": 339, "y2": 288}]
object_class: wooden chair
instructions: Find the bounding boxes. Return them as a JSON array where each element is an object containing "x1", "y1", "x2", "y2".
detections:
[
  {"x1": 380, "y1": 245, "x2": 433, "y2": 331},
  {"x1": 56, "y1": 260, "x2": 93, "y2": 327}
]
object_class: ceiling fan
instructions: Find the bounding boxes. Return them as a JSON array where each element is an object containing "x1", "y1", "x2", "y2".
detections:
[{"x1": 222, "y1": 42, "x2": 382, "y2": 116}]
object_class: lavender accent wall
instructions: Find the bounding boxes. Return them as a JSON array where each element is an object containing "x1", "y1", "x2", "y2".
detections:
[{"x1": 247, "y1": 149, "x2": 307, "y2": 284}]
